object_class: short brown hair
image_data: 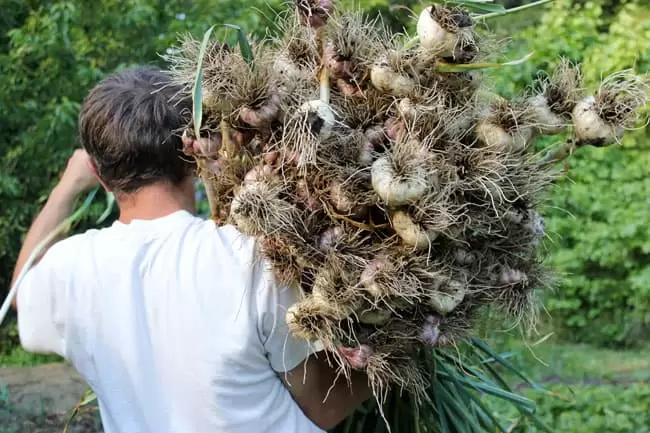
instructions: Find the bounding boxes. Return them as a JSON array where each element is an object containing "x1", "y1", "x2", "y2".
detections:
[{"x1": 79, "y1": 66, "x2": 194, "y2": 193}]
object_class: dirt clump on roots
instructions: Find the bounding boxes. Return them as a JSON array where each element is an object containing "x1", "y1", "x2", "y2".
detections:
[{"x1": 166, "y1": 1, "x2": 650, "y2": 403}]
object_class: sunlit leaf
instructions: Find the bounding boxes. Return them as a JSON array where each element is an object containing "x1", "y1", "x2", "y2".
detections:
[
  {"x1": 192, "y1": 25, "x2": 216, "y2": 139},
  {"x1": 432, "y1": 0, "x2": 506, "y2": 14},
  {"x1": 436, "y1": 52, "x2": 534, "y2": 72},
  {"x1": 475, "y1": 0, "x2": 555, "y2": 21},
  {"x1": 222, "y1": 23, "x2": 253, "y2": 65},
  {"x1": 96, "y1": 192, "x2": 115, "y2": 224},
  {"x1": 63, "y1": 388, "x2": 97, "y2": 433}
]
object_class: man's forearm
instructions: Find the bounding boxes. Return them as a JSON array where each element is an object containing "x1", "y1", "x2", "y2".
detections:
[
  {"x1": 10, "y1": 184, "x2": 80, "y2": 304},
  {"x1": 317, "y1": 365, "x2": 374, "y2": 429},
  {"x1": 291, "y1": 354, "x2": 374, "y2": 430}
]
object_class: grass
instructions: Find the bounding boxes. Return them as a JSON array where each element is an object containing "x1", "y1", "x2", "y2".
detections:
[
  {"x1": 0, "y1": 321, "x2": 61, "y2": 368},
  {"x1": 483, "y1": 333, "x2": 650, "y2": 383},
  {"x1": 0, "y1": 347, "x2": 61, "y2": 368}
]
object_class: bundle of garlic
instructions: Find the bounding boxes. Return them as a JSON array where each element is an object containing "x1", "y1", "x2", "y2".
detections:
[{"x1": 166, "y1": 0, "x2": 649, "y2": 402}]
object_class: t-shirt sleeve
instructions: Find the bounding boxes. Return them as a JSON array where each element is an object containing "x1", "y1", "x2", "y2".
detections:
[
  {"x1": 16, "y1": 240, "x2": 71, "y2": 358},
  {"x1": 254, "y1": 255, "x2": 318, "y2": 374}
]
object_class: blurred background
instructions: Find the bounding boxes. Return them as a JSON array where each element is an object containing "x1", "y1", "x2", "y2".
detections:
[{"x1": 0, "y1": 0, "x2": 649, "y2": 432}]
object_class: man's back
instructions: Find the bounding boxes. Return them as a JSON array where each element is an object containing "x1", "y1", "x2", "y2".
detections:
[
  {"x1": 17, "y1": 210, "x2": 323, "y2": 433},
  {"x1": 13, "y1": 67, "x2": 372, "y2": 432}
]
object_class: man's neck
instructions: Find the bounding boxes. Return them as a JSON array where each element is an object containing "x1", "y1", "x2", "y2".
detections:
[{"x1": 115, "y1": 179, "x2": 196, "y2": 224}]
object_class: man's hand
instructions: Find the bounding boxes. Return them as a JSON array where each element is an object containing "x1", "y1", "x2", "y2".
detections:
[{"x1": 57, "y1": 149, "x2": 100, "y2": 197}]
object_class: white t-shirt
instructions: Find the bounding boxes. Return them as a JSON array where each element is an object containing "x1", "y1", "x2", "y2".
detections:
[{"x1": 16, "y1": 210, "x2": 325, "y2": 433}]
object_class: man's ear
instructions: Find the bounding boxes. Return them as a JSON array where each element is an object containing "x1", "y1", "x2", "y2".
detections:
[{"x1": 87, "y1": 158, "x2": 111, "y2": 192}]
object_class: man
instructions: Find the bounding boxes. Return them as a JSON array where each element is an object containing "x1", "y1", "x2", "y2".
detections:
[{"x1": 11, "y1": 66, "x2": 372, "y2": 432}]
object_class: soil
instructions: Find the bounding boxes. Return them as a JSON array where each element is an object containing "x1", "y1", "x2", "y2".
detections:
[{"x1": 0, "y1": 363, "x2": 102, "y2": 433}]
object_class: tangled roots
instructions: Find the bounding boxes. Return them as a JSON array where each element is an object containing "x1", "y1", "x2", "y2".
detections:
[{"x1": 168, "y1": 1, "x2": 649, "y2": 400}]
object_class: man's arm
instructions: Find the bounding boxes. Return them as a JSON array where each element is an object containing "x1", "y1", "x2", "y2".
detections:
[
  {"x1": 10, "y1": 149, "x2": 99, "y2": 309},
  {"x1": 280, "y1": 352, "x2": 373, "y2": 430},
  {"x1": 254, "y1": 255, "x2": 374, "y2": 430}
]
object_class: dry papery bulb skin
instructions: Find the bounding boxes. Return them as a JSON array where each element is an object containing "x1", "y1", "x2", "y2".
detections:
[
  {"x1": 369, "y1": 42, "x2": 422, "y2": 99},
  {"x1": 527, "y1": 58, "x2": 584, "y2": 136},
  {"x1": 475, "y1": 98, "x2": 535, "y2": 153},
  {"x1": 294, "y1": 0, "x2": 335, "y2": 29},
  {"x1": 168, "y1": 0, "x2": 650, "y2": 401},
  {"x1": 417, "y1": 4, "x2": 478, "y2": 63},
  {"x1": 370, "y1": 56, "x2": 417, "y2": 98},
  {"x1": 572, "y1": 71, "x2": 649, "y2": 147},
  {"x1": 323, "y1": 11, "x2": 384, "y2": 91}
]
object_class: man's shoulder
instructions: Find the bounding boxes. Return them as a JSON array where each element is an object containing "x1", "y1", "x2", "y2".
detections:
[
  {"x1": 47, "y1": 228, "x2": 99, "y2": 254},
  {"x1": 209, "y1": 223, "x2": 257, "y2": 248},
  {"x1": 196, "y1": 222, "x2": 263, "y2": 268},
  {"x1": 132, "y1": 214, "x2": 261, "y2": 266},
  {"x1": 52, "y1": 216, "x2": 261, "y2": 269}
]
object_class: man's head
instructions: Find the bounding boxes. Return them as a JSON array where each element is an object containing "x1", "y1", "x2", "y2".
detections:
[{"x1": 79, "y1": 66, "x2": 194, "y2": 195}]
